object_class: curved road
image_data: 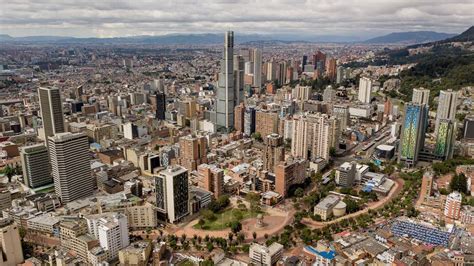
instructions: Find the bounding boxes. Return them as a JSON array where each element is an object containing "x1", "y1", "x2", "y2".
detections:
[{"x1": 302, "y1": 177, "x2": 404, "y2": 228}]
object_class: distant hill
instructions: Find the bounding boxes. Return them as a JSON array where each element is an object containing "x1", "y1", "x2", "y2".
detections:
[
  {"x1": 0, "y1": 33, "x2": 366, "y2": 45},
  {"x1": 444, "y1": 26, "x2": 474, "y2": 42},
  {"x1": 363, "y1": 31, "x2": 456, "y2": 44}
]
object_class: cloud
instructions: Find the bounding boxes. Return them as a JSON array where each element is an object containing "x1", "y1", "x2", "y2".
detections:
[{"x1": 0, "y1": 0, "x2": 472, "y2": 37}]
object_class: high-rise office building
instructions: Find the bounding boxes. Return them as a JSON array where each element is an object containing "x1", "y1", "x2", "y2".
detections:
[
  {"x1": 252, "y1": 48, "x2": 262, "y2": 89},
  {"x1": 244, "y1": 106, "x2": 256, "y2": 136},
  {"x1": 155, "y1": 165, "x2": 189, "y2": 223},
  {"x1": 234, "y1": 55, "x2": 245, "y2": 105},
  {"x1": 49, "y1": 132, "x2": 94, "y2": 203},
  {"x1": 434, "y1": 119, "x2": 455, "y2": 159},
  {"x1": 333, "y1": 105, "x2": 350, "y2": 131},
  {"x1": 313, "y1": 51, "x2": 326, "y2": 71},
  {"x1": 263, "y1": 133, "x2": 285, "y2": 172},
  {"x1": 335, "y1": 162, "x2": 356, "y2": 187},
  {"x1": 20, "y1": 144, "x2": 52, "y2": 188},
  {"x1": 412, "y1": 88, "x2": 430, "y2": 105},
  {"x1": 399, "y1": 103, "x2": 428, "y2": 166},
  {"x1": 435, "y1": 90, "x2": 458, "y2": 133},
  {"x1": 38, "y1": 87, "x2": 65, "y2": 139},
  {"x1": 302, "y1": 55, "x2": 308, "y2": 70},
  {"x1": 178, "y1": 134, "x2": 207, "y2": 172},
  {"x1": 266, "y1": 61, "x2": 276, "y2": 81},
  {"x1": 326, "y1": 58, "x2": 337, "y2": 80},
  {"x1": 215, "y1": 31, "x2": 235, "y2": 132},
  {"x1": 358, "y1": 77, "x2": 372, "y2": 104},
  {"x1": 151, "y1": 92, "x2": 166, "y2": 120},
  {"x1": 0, "y1": 218, "x2": 24, "y2": 265}
]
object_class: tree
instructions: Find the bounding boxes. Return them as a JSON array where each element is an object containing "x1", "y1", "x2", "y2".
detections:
[
  {"x1": 329, "y1": 147, "x2": 337, "y2": 157},
  {"x1": 228, "y1": 232, "x2": 234, "y2": 242},
  {"x1": 252, "y1": 232, "x2": 257, "y2": 240},
  {"x1": 450, "y1": 173, "x2": 468, "y2": 194},
  {"x1": 198, "y1": 219, "x2": 205, "y2": 228},
  {"x1": 4, "y1": 165, "x2": 14, "y2": 183},
  {"x1": 294, "y1": 188, "x2": 304, "y2": 198},
  {"x1": 251, "y1": 132, "x2": 262, "y2": 142},
  {"x1": 344, "y1": 197, "x2": 360, "y2": 214},
  {"x1": 230, "y1": 221, "x2": 242, "y2": 233},
  {"x1": 206, "y1": 242, "x2": 214, "y2": 252}
]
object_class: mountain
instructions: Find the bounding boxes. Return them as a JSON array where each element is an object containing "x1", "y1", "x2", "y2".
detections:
[
  {"x1": 363, "y1": 31, "x2": 456, "y2": 44},
  {"x1": 0, "y1": 33, "x2": 365, "y2": 45},
  {"x1": 0, "y1": 34, "x2": 13, "y2": 41},
  {"x1": 444, "y1": 26, "x2": 474, "y2": 42}
]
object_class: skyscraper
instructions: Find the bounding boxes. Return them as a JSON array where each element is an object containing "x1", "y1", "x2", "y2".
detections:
[
  {"x1": 326, "y1": 58, "x2": 337, "y2": 80},
  {"x1": 291, "y1": 113, "x2": 338, "y2": 161},
  {"x1": 234, "y1": 55, "x2": 245, "y2": 105},
  {"x1": 412, "y1": 88, "x2": 430, "y2": 105},
  {"x1": 155, "y1": 165, "x2": 189, "y2": 223},
  {"x1": 38, "y1": 87, "x2": 65, "y2": 139},
  {"x1": 215, "y1": 31, "x2": 235, "y2": 132},
  {"x1": 358, "y1": 77, "x2": 372, "y2": 104},
  {"x1": 434, "y1": 119, "x2": 455, "y2": 160},
  {"x1": 252, "y1": 48, "x2": 262, "y2": 89},
  {"x1": 333, "y1": 105, "x2": 350, "y2": 131},
  {"x1": 399, "y1": 103, "x2": 428, "y2": 166},
  {"x1": 20, "y1": 144, "x2": 52, "y2": 188},
  {"x1": 151, "y1": 92, "x2": 166, "y2": 120},
  {"x1": 49, "y1": 132, "x2": 94, "y2": 203},
  {"x1": 435, "y1": 90, "x2": 458, "y2": 133},
  {"x1": 244, "y1": 106, "x2": 256, "y2": 136}
]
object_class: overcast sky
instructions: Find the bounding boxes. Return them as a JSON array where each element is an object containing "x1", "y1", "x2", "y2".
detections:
[{"x1": 1, "y1": 0, "x2": 473, "y2": 38}]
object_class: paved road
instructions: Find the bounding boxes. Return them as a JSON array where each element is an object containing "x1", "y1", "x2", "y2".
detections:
[{"x1": 302, "y1": 176, "x2": 404, "y2": 229}]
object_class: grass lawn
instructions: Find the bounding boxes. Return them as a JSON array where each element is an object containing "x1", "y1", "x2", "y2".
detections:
[
  {"x1": 194, "y1": 207, "x2": 263, "y2": 230},
  {"x1": 177, "y1": 259, "x2": 196, "y2": 266}
]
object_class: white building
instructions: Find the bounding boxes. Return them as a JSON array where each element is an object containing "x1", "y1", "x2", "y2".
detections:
[
  {"x1": 412, "y1": 87, "x2": 430, "y2": 105},
  {"x1": 48, "y1": 132, "x2": 94, "y2": 203},
  {"x1": 358, "y1": 77, "x2": 372, "y2": 104},
  {"x1": 435, "y1": 90, "x2": 458, "y2": 133},
  {"x1": 85, "y1": 212, "x2": 129, "y2": 262},
  {"x1": 249, "y1": 242, "x2": 283, "y2": 266}
]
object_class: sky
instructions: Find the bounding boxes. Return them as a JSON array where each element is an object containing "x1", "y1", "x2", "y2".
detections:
[{"x1": 0, "y1": 0, "x2": 473, "y2": 38}]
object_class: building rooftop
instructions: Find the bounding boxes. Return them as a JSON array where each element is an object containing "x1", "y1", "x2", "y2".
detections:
[{"x1": 315, "y1": 195, "x2": 341, "y2": 211}]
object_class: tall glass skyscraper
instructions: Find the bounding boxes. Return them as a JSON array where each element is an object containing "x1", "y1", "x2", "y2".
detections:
[
  {"x1": 434, "y1": 119, "x2": 455, "y2": 159},
  {"x1": 215, "y1": 31, "x2": 235, "y2": 132},
  {"x1": 399, "y1": 103, "x2": 428, "y2": 166}
]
